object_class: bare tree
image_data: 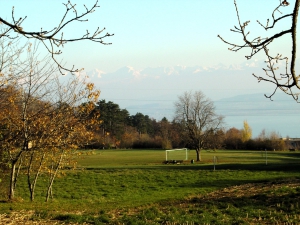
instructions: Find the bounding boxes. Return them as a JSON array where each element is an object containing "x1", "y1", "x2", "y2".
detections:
[
  {"x1": 219, "y1": 0, "x2": 300, "y2": 101},
  {"x1": 0, "y1": 1, "x2": 113, "y2": 75},
  {"x1": 174, "y1": 91, "x2": 224, "y2": 161}
]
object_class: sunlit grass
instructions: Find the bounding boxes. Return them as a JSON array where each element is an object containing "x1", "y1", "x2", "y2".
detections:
[
  {"x1": 1, "y1": 149, "x2": 300, "y2": 224},
  {"x1": 77, "y1": 149, "x2": 300, "y2": 166}
]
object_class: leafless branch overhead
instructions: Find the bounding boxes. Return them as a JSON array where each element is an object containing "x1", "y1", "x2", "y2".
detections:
[
  {"x1": 219, "y1": 0, "x2": 300, "y2": 101},
  {"x1": 0, "y1": 0, "x2": 114, "y2": 75}
]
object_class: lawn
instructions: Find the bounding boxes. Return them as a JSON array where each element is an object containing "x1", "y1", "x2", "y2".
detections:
[
  {"x1": 0, "y1": 149, "x2": 300, "y2": 224},
  {"x1": 77, "y1": 149, "x2": 300, "y2": 166}
]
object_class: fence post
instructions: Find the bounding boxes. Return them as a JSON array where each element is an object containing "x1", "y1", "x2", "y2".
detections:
[{"x1": 213, "y1": 156, "x2": 216, "y2": 171}]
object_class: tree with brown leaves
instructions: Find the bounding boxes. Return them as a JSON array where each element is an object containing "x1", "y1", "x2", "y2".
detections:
[{"x1": 0, "y1": 41, "x2": 100, "y2": 201}]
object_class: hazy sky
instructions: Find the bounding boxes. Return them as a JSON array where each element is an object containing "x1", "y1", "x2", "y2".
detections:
[{"x1": 0, "y1": 1, "x2": 291, "y2": 72}]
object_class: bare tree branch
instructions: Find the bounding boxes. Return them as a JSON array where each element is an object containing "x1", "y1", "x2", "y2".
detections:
[
  {"x1": 0, "y1": 0, "x2": 113, "y2": 75},
  {"x1": 219, "y1": 0, "x2": 300, "y2": 101}
]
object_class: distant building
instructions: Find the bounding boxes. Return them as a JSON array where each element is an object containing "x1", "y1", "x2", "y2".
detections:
[{"x1": 282, "y1": 138, "x2": 300, "y2": 150}]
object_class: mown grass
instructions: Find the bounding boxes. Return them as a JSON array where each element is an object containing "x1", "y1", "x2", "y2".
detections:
[
  {"x1": 0, "y1": 149, "x2": 300, "y2": 224},
  {"x1": 76, "y1": 149, "x2": 300, "y2": 167}
]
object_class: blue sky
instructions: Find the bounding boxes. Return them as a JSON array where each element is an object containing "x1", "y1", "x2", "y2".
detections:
[{"x1": 0, "y1": 1, "x2": 291, "y2": 72}]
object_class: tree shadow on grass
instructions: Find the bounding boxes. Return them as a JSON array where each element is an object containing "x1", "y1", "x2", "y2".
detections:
[
  {"x1": 84, "y1": 162, "x2": 300, "y2": 174},
  {"x1": 154, "y1": 162, "x2": 300, "y2": 172},
  {"x1": 182, "y1": 179, "x2": 300, "y2": 219},
  {"x1": 113, "y1": 179, "x2": 300, "y2": 224}
]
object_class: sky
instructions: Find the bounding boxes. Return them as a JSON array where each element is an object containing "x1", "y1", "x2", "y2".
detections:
[
  {"x1": 0, "y1": 1, "x2": 291, "y2": 71},
  {"x1": 1, "y1": 1, "x2": 299, "y2": 138}
]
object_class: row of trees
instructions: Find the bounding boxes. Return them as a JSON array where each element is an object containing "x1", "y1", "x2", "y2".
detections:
[
  {"x1": 84, "y1": 92, "x2": 288, "y2": 162},
  {"x1": 224, "y1": 124, "x2": 286, "y2": 151},
  {"x1": 88, "y1": 100, "x2": 181, "y2": 150}
]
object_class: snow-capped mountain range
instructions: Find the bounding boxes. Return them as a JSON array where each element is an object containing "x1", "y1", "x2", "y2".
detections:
[
  {"x1": 85, "y1": 60, "x2": 266, "y2": 80},
  {"x1": 80, "y1": 60, "x2": 271, "y2": 106},
  {"x1": 73, "y1": 60, "x2": 300, "y2": 137}
]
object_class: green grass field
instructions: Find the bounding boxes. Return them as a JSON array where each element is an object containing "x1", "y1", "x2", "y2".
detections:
[
  {"x1": 77, "y1": 149, "x2": 300, "y2": 171},
  {"x1": 1, "y1": 149, "x2": 300, "y2": 224}
]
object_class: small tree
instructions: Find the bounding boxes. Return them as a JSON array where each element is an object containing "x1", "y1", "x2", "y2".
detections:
[
  {"x1": 241, "y1": 120, "x2": 252, "y2": 143},
  {"x1": 174, "y1": 91, "x2": 224, "y2": 161},
  {"x1": 160, "y1": 117, "x2": 173, "y2": 149}
]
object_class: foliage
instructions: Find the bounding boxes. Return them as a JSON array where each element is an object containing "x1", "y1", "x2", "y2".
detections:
[
  {"x1": 206, "y1": 129, "x2": 226, "y2": 149},
  {"x1": 0, "y1": 41, "x2": 100, "y2": 201},
  {"x1": 160, "y1": 117, "x2": 173, "y2": 149},
  {"x1": 224, "y1": 127, "x2": 243, "y2": 149},
  {"x1": 132, "y1": 134, "x2": 162, "y2": 149},
  {"x1": 95, "y1": 100, "x2": 129, "y2": 141},
  {"x1": 90, "y1": 101, "x2": 187, "y2": 149},
  {"x1": 241, "y1": 120, "x2": 252, "y2": 142},
  {"x1": 256, "y1": 129, "x2": 286, "y2": 150}
]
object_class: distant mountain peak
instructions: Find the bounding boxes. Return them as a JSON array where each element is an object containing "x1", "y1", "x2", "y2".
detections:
[
  {"x1": 86, "y1": 59, "x2": 268, "y2": 83},
  {"x1": 82, "y1": 69, "x2": 106, "y2": 79},
  {"x1": 126, "y1": 66, "x2": 141, "y2": 78}
]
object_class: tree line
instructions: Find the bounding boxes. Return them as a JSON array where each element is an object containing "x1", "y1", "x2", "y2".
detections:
[{"x1": 87, "y1": 98, "x2": 288, "y2": 154}]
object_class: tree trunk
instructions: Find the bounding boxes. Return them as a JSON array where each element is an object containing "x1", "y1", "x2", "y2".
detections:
[
  {"x1": 28, "y1": 152, "x2": 46, "y2": 201},
  {"x1": 14, "y1": 157, "x2": 23, "y2": 190},
  {"x1": 45, "y1": 170, "x2": 57, "y2": 202},
  {"x1": 9, "y1": 162, "x2": 16, "y2": 200},
  {"x1": 46, "y1": 152, "x2": 64, "y2": 202},
  {"x1": 196, "y1": 148, "x2": 201, "y2": 161},
  {"x1": 8, "y1": 152, "x2": 23, "y2": 200}
]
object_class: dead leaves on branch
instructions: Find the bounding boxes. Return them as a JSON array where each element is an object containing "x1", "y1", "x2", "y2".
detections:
[
  {"x1": 0, "y1": 72, "x2": 101, "y2": 201},
  {"x1": 282, "y1": 0, "x2": 290, "y2": 6}
]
